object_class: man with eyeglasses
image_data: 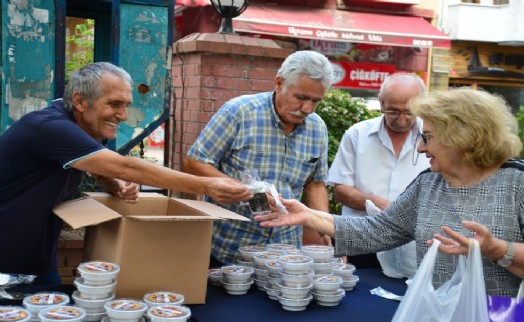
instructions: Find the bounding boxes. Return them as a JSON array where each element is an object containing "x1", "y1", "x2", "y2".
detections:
[
  {"x1": 326, "y1": 73, "x2": 430, "y2": 278},
  {"x1": 183, "y1": 51, "x2": 334, "y2": 267}
]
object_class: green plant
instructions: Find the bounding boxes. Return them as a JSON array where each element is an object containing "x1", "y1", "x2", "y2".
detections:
[
  {"x1": 65, "y1": 19, "x2": 95, "y2": 80},
  {"x1": 315, "y1": 89, "x2": 381, "y2": 214},
  {"x1": 516, "y1": 105, "x2": 524, "y2": 157}
]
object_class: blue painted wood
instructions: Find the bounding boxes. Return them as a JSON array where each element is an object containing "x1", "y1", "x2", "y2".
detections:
[
  {"x1": 1, "y1": 0, "x2": 56, "y2": 134},
  {"x1": 116, "y1": 1, "x2": 172, "y2": 154}
]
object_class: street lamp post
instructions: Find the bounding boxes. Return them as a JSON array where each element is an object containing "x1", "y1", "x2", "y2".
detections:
[{"x1": 209, "y1": 0, "x2": 250, "y2": 34}]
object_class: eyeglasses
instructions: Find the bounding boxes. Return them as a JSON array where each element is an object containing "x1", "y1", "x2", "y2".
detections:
[
  {"x1": 383, "y1": 109, "x2": 414, "y2": 117},
  {"x1": 420, "y1": 133, "x2": 432, "y2": 144}
]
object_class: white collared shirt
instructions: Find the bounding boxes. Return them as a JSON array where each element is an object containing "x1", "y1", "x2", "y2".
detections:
[{"x1": 326, "y1": 116, "x2": 430, "y2": 217}]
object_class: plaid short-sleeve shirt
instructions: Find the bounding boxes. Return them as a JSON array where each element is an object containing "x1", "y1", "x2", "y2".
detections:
[{"x1": 187, "y1": 91, "x2": 329, "y2": 264}]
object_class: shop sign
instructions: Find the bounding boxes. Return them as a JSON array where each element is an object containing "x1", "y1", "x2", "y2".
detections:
[
  {"x1": 331, "y1": 62, "x2": 396, "y2": 89},
  {"x1": 308, "y1": 39, "x2": 352, "y2": 57}
]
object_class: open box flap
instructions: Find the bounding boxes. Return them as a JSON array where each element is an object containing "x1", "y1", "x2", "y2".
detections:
[
  {"x1": 126, "y1": 215, "x2": 219, "y2": 221},
  {"x1": 53, "y1": 197, "x2": 122, "y2": 229},
  {"x1": 173, "y1": 198, "x2": 250, "y2": 221}
]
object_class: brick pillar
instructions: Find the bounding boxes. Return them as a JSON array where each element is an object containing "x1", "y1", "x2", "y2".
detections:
[
  {"x1": 57, "y1": 230, "x2": 85, "y2": 284},
  {"x1": 168, "y1": 33, "x2": 295, "y2": 182}
]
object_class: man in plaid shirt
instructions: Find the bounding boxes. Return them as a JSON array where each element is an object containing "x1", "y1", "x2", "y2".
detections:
[{"x1": 184, "y1": 51, "x2": 335, "y2": 267}]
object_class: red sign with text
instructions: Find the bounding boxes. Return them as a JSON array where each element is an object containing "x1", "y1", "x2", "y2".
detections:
[{"x1": 331, "y1": 62, "x2": 397, "y2": 90}]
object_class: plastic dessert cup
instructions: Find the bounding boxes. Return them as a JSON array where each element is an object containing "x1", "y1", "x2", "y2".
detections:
[
  {"x1": 252, "y1": 252, "x2": 281, "y2": 269},
  {"x1": 266, "y1": 244, "x2": 297, "y2": 254},
  {"x1": 208, "y1": 269, "x2": 223, "y2": 286},
  {"x1": 311, "y1": 288, "x2": 345, "y2": 306},
  {"x1": 264, "y1": 259, "x2": 282, "y2": 277},
  {"x1": 341, "y1": 275, "x2": 360, "y2": 291},
  {"x1": 332, "y1": 263, "x2": 356, "y2": 278},
  {"x1": 23, "y1": 293, "x2": 70, "y2": 319},
  {"x1": 143, "y1": 292, "x2": 184, "y2": 308},
  {"x1": 238, "y1": 246, "x2": 267, "y2": 262},
  {"x1": 77, "y1": 261, "x2": 120, "y2": 286},
  {"x1": 104, "y1": 299, "x2": 147, "y2": 322},
  {"x1": 0, "y1": 306, "x2": 32, "y2": 322},
  {"x1": 221, "y1": 279, "x2": 253, "y2": 295},
  {"x1": 277, "y1": 281, "x2": 312, "y2": 299},
  {"x1": 301, "y1": 245, "x2": 334, "y2": 263},
  {"x1": 277, "y1": 255, "x2": 314, "y2": 275},
  {"x1": 312, "y1": 274, "x2": 344, "y2": 294},
  {"x1": 277, "y1": 294, "x2": 313, "y2": 312},
  {"x1": 38, "y1": 306, "x2": 86, "y2": 322},
  {"x1": 221, "y1": 266, "x2": 254, "y2": 284},
  {"x1": 312, "y1": 258, "x2": 336, "y2": 274},
  {"x1": 279, "y1": 268, "x2": 314, "y2": 288},
  {"x1": 146, "y1": 305, "x2": 191, "y2": 322},
  {"x1": 74, "y1": 278, "x2": 116, "y2": 300},
  {"x1": 72, "y1": 291, "x2": 114, "y2": 313}
]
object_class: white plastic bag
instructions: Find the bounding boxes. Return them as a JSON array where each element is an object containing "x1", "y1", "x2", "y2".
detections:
[
  {"x1": 392, "y1": 238, "x2": 489, "y2": 322},
  {"x1": 365, "y1": 200, "x2": 417, "y2": 279}
]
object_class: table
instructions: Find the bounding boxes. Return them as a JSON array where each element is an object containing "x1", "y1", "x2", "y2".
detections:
[
  {"x1": 189, "y1": 268, "x2": 407, "y2": 322},
  {"x1": 1, "y1": 269, "x2": 407, "y2": 322}
]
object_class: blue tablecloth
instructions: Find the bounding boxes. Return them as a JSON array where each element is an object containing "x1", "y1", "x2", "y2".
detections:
[
  {"x1": 189, "y1": 268, "x2": 408, "y2": 322},
  {"x1": 1, "y1": 269, "x2": 407, "y2": 322}
]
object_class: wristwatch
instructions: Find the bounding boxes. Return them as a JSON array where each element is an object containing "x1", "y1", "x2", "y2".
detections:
[{"x1": 496, "y1": 241, "x2": 515, "y2": 268}]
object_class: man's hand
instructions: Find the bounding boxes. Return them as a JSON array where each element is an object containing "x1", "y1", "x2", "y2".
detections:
[
  {"x1": 114, "y1": 179, "x2": 140, "y2": 204},
  {"x1": 205, "y1": 177, "x2": 252, "y2": 206}
]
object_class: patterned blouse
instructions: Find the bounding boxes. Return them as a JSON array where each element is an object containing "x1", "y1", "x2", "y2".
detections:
[{"x1": 334, "y1": 159, "x2": 524, "y2": 296}]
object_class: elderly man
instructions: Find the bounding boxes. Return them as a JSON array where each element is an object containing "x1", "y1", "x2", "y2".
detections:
[
  {"x1": 326, "y1": 73, "x2": 430, "y2": 277},
  {"x1": 183, "y1": 50, "x2": 334, "y2": 267},
  {"x1": 0, "y1": 62, "x2": 251, "y2": 285}
]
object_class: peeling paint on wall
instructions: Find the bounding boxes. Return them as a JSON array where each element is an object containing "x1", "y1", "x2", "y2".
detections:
[{"x1": 7, "y1": 3, "x2": 48, "y2": 42}]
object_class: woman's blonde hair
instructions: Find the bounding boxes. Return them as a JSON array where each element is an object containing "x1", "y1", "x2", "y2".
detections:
[{"x1": 410, "y1": 88, "x2": 522, "y2": 169}]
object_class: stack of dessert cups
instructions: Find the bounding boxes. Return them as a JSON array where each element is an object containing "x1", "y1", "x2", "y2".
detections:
[
  {"x1": 276, "y1": 254, "x2": 314, "y2": 311},
  {"x1": 23, "y1": 292, "x2": 70, "y2": 322},
  {"x1": 301, "y1": 245, "x2": 336, "y2": 275},
  {"x1": 311, "y1": 274, "x2": 345, "y2": 306},
  {"x1": 73, "y1": 260, "x2": 120, "y2": 321},
  {"x1": 252, "y1": 251, "x2": 281, "y2": 291},
  {"x1": 263, "y1": 259, "x2": 282, "y2": 300},
  {"x1": 220, "y1": 265, "x2": 254, "y2": 295},
  {"x1": 332, "y1": 262, "x2": 359, "y2": 291}
]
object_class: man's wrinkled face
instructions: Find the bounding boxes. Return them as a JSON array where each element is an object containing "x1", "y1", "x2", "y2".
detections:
[
  {"x1": 274, "y1": 75, "x2": 325, "y2": 129},
  {"x1": 74, "y1": 74, "x2": 132, "y2": 140}
]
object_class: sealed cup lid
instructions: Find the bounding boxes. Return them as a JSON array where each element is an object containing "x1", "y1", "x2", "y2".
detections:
[
  {"x1": 144, "y1": 292, "x2": 184, "y2": 305},
  {"x1": 38, "y1": 306, "x2": 86, "y2": 321},
  {"x1": 0, "y1": 306, "x2": 31, "y2": 322},
  {"x1": 23, "y1": 293, "x2": 70, "y2": 307}
]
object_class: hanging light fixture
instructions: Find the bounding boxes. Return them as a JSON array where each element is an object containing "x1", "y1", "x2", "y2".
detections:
[{"x1": 209, "y1": 0, "x2": 250, "y2": 34}]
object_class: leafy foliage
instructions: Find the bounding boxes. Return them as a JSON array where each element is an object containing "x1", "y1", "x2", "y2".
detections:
[
  {"x1": 65, "y1": 19, "x2": 94, "y2": 81},
  {"x1": 515, "y1": 105, "x2": 524, "y2": 157},
  {"x1": 315, "y1": 89, "x2": 381, "y2": 214}
]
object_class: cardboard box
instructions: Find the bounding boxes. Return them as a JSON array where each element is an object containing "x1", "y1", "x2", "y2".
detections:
[{"x1": 54, "y1": 192, "x2": 249, "y2": 304}]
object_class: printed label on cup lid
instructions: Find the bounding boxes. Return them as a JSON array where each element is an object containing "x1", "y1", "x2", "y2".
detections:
[
  {"x1": 42, "y1": 307, "x2": 82, "y2": 320},
  {"x1": 0, "y1": 308, "x2": 30, "y2": 321},
  {"x1": 26, "y1": 294, "x2": 68, "y2": 305},
  {"x1": 314, "y1": 275, "x2": 340, "y2": 283},
  {"x1": 80, "y1": 261, "x2": 118, "y2": 272},
  {"x1": 223, "y1": 266, "x2": 250, "y2": 273},
  {"x1": 145, "y1": 293, "x2": 181, "y2": 303},
  {"x1": 279, "y1": 255, "x2": 311, "y2": 263},
  {"x1": 110, "y1": 301, "x2": 145, "y2": 311},
  {"x1": 149, "y1": 307, "x2": 187, "y2": 318}
]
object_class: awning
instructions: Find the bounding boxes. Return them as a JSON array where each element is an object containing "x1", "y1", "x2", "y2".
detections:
[{"x1": 233, "y1": 5, "x2": 451, "y2": 48}]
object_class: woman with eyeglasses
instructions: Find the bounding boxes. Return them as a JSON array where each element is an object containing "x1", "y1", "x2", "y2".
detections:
[{"x1": 255, "y1": 88, "x2": 524, "y2": 297}]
